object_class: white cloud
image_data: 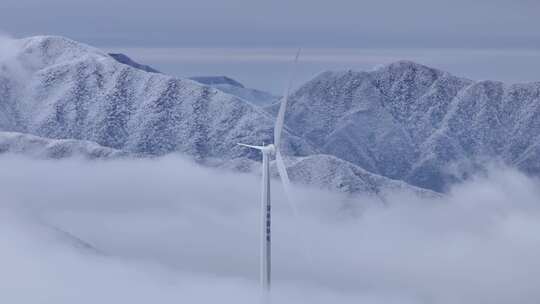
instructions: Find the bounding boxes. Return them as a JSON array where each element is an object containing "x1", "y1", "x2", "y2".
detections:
[
  {"x1": 1, "y1": 156, "x2": 539, "y2": 303},
  {"x1": 0, "y1": 34, "x2": 33, "y2": 85},
  {"x1": 0, "y1": 34, "x2": 19, "y2": 65}
]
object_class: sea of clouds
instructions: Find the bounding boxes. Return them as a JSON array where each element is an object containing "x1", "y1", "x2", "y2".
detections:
[{"x1": 1, "y1": 155, "x2": 539, "y2": 303}]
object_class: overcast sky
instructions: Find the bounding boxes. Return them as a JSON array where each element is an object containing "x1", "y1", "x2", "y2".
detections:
[
  {"x1": 3, "y1": 0, "x2": 539, "y2": 48},
  {"x1": 2, "y1": 0, "x2": 540, "y2": 92}
]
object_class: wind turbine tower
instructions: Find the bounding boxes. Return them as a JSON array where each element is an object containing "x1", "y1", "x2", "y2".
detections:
[{"x1": 238, "y1": 50, "x2": 301, "y2": 301}]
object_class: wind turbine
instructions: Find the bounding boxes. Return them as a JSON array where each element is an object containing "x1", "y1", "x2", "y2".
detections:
[{"x1": 238, "y1": 49, "x2": 300, "y2": 301}]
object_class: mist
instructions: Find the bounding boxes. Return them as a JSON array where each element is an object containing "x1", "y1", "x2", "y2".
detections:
[
  {"x1": 1, "y1": 155, "x2": 540, "y2": 303},
  {"x1": 0, "y1": 34, "x2": 21, "y2": 75},
  {"x1": 0, "y1": 34, "x2": 33, "y2": 89}
]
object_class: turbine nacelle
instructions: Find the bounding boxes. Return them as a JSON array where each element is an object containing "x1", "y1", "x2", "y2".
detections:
[{"x1": 237, "y1": 143, "x2": 275, "y2": 155}]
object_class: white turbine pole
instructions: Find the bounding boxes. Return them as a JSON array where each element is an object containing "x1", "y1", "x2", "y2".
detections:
[
  {"x1": 261, "y1": 148, "x2": 271, "y2": 299},
  {"x1": 238, "y1": 143, "x2": 274, "y2": 301}
]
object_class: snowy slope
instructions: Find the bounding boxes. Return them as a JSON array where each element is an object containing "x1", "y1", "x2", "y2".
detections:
[
  {"x1": 270, "y1": 61, "x2": 540, "y2": 191},
  {"x1": 0, "y1": 131, "x2": 125, "y2": 159},
  {"x1": 284, "y1": 154, "x2": 437, "y2": 197},
  {"x1": 0, "y1": 36, "x2": 313, "y2": 161},
  {"x1": 190, "y1": 76, "x2": 278, "y2": 106},
  {"x1": 220, "y1": 153, "x2": 436, "y2": 197}
]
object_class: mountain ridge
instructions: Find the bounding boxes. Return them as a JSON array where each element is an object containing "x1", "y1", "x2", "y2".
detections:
[
  {"x1": 190, "y1": 76, "x2": 279, "y2": 106},
  {"x1": 0, "y1": 35, "x2": 314, "y2": 159},
  {"x1": 3, "y1": 35, "x2": 540, "y2": 194},
  {"x1": 273, "y1": 60, "x2": 540, "y2": 191}
]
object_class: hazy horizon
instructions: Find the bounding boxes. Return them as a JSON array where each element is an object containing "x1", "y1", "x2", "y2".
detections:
[
  {"x1": 3, "y1": 0, "x2": 539, "y2": 49},
  {"x1": 4, "y1": 33, "x2": 539, "y2": 93},
  {"x1": 3, "y1": 0, "x2": 540, "y2": 93},
  {"x1": 105, "y1": 46, "x2": 540, "y2": 93}
]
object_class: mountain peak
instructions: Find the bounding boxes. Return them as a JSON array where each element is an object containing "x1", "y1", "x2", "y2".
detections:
[
  {"x1": 17, "y1": 35, "x2": 108, "y2": 69},
  {"x1": 190, "y1": 76, "x2": 245, "y2": 88},
  {"x1": 376, "y1": 60, "x2": 443, "y2": 76},
  {"x1": 22, "y1": 35, "x2": 73, "y2": 44},
  {"x1": 108, "y1": 53, "x2": 160, "y2": 73},
  {"x1": 21, "y1": 35, "x2": 100, "y2": 54}
]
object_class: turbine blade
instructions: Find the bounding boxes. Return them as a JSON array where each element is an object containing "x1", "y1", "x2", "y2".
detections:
[
  {"x1": 275, "y1": 150, "x2": 299, "y2": 217},
  {"x1": 237, "y1": 143, "x2": 265, "y2": 150},
  {"x1": 274, "y1": 48, "x2": 301, "y2": 149},
  {"x1": 275, "y1": 149, "x2": 314, "y2": 264}
]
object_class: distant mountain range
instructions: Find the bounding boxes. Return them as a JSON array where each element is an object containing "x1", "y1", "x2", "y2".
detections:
[
  {"x1": 190, "y1": 76, "x2": 279, "y2": 107},
  {"x1": 108, "y1": 53, "x2": 161, "y2": 74},
  {"x1": 107, "y1": 53, "x2": 279, "y2": 107},
  {"x1": 2, "y1": 35, "x2": 539, "y2": 195}
]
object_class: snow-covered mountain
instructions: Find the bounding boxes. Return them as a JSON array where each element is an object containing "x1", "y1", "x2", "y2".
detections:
[
  {"x1": 190, "y1": 76, "x2": 279, "y2": 106},
  {"x1": 0, "y1": 35, "x2": 429, "y2": 196},
  {"x1": 268, "y1": 61, "x2": 540, "y2": 191},
  {"x1": 0, "y1": 36, "x2": 313, "y2": 160},
  {"x1": 4, "y1": 35, "x2": 538, "y2": 195}
]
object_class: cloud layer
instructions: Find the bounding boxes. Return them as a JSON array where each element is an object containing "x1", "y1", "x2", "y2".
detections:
[{"x1": 1, "y1": 156, "x2": 540, "y2": 303}]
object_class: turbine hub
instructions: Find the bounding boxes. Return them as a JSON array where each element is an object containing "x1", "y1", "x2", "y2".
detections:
[{"x1": 262, "y1": 144, "x2": 275, "y2": 155}]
